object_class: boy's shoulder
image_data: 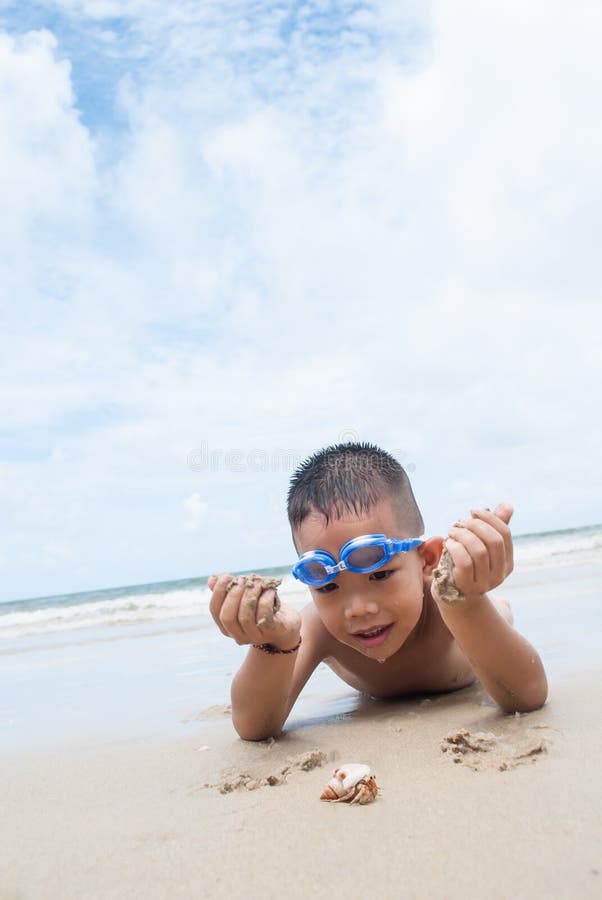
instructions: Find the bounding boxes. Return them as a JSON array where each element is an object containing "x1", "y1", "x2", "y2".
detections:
[{"x1": 300, "y1": 602, "x2": 335, "y2": 657}]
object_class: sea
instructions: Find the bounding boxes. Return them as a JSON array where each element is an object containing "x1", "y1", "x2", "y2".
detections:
[{"x1": 1, "y1": 524, "x2": 601, "y2": 752}]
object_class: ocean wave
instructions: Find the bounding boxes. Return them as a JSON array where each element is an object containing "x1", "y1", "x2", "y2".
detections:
[
  {"x1": 514, "y1": 526, "x2": 602, "y2": 569},
  {"x1": 2, "y1": 525, "x2": 600, "y2": 641},
  {"x1": 0, "y1": 575, "x2": 309, "y2": 641}
]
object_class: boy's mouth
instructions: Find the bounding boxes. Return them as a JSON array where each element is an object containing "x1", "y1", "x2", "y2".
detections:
[{"x1": 352, "y1": 623, "x2": 393, "y2": 648}]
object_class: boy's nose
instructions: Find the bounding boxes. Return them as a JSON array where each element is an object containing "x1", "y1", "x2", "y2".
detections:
[{"x1": 344, "y1": 591, "x2": 379, "y2": 620}]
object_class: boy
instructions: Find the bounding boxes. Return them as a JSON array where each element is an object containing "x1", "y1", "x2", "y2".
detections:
[{"x1": 209, "y1": 443, "x2": 548, "y2": 741}]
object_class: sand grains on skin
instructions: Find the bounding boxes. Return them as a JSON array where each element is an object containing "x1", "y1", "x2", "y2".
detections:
[{"x1": 432, "y1": 547, "x2": 465, "y2": 605}]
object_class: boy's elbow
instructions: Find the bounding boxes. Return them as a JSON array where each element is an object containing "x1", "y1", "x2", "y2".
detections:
[
  {"x1": 520, "y1": 681, "x2": 548, "y2": 713},
  {"x1": 500, "y1": 676, "x2": 548, "y2": 714},
  {"x1": 523, "y1": 669, "x2": 549, "y2": 711},
  {"x1": 234, "y1": 726, "x2": 277, "y2": 742},
  {"x1": 232, "y1": 715, "x2": 283, "y2": 742},
  {"x1": 509, "y1": 694, "x2": 546, "y2": 715}
]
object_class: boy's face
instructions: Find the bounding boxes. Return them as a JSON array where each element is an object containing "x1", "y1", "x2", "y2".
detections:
[{"x1": 293, "y1": 498, "x2": 440, "y2": 662}]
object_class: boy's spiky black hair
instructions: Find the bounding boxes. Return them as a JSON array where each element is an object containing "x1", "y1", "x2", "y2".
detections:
[{"x1": 287, "y1": 442, "x2": 424, "y2": 536}]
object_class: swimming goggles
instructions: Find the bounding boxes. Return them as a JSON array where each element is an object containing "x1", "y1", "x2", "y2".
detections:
[{"x1": 292, "y1": 533, "x2": 423, "y2": 587}]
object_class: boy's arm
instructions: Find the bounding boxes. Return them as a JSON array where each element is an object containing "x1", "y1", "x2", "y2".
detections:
[
  {"x1": 231, "y1": 605, "x2": 326, "y2": 741},
  {"x1": 432, "y1": 504, "x2": 548, "y2": 713},
  {"x1": 208, "y1": 574, "x2": 326, "y2": 741}
]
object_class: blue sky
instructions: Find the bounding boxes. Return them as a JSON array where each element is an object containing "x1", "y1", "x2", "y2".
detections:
[{"x1": 1, "y1": 0, "x2": 601, "y2": 602}]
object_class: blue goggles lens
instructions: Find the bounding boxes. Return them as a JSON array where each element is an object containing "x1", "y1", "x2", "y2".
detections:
[{"x1": 292, "y1": 534, "x2": 423, "y2": 587}]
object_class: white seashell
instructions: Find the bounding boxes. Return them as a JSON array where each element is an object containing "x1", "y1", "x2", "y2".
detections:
[
  {"x1": 328, "y1": 763, "x2": 371, "y2": 795},
  {"x1": 320, "y1": 763, "x2": 379, "y2": 804}
]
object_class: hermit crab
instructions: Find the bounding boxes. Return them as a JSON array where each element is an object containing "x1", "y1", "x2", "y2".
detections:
[{"x1": 320, "y1": 764, "x2": 379, "y2": 805}]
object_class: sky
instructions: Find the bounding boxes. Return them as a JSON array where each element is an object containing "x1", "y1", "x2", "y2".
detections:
[{"x1": 1, "y1": 0, "x2": 601, "y2": 602}]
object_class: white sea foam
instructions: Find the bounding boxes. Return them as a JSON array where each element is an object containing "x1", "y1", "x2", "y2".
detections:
[
  {"x1": 0, "y1": 574, "x2": 309, "y2": 641},
  {"x1": 514, "y1": 526, "x2": 602, "y2": 569}
]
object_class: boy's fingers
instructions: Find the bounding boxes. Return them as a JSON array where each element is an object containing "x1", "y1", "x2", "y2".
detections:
[
  {"x1": 469, "y1": 506, "x2": 514, "y2": 575},
  {"x1": 209, "y1": 575, "x2": 243, "y2": 643},
  {"x1": 256, "y1": 588, "x2": 277, "y2": 629},
  {"x1": 493, "y1": 502, "x2": 513, "y2": 525},
  {"x1": 469, "y1": 506, "x2": 512, "y2": 534},
  {"x1": 443, "y1": 538, "x2": 474, "y2": 593},
  {"x1": 209, "y1": 573, "x2": 233, "y2": 636},
  {"x1": 446, "y1": 527, "x2": 491, "y2": 587},
  {"x1": 238, "y1": 578, "x2": 265, "y2": 635},
  {"x1": 450, "y1": 518, "x2": 506, "y2": 572},
  {"x1": 217, "y1": 577, "x2": 248, "y2": 643}
]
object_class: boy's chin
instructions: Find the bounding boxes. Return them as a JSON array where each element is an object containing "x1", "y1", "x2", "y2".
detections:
[{"x1": 360, "y1": 644, "x2": 397, "y2": 663}]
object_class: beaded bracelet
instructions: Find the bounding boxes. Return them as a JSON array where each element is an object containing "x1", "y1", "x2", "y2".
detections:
[{"x1": 252, "y1": 636, "x2": 302, "y2": 655}]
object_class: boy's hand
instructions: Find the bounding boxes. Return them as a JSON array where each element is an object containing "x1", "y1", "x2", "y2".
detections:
[
  {"x1": 433, "y1": 503, "x2": 514, "y2": 605},
  {"x1": 208, "y1": 573, "x2": 302, "y2": 651}
]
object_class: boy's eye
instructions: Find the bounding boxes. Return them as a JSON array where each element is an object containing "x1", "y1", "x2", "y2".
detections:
[
  {"x1": 316, "y1": 582, "x2": 339, "y2": 594},
  {"x1": 370, "y1": 569, "x2": 393, "y2": 582},
  {"x1": 315, "y1": 571, "x2": 394, "y2": 592}
]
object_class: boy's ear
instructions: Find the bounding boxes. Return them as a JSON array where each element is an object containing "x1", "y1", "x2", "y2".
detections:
[{"x1": 418, "y1": 537, "x2": 444, "y2": 576}]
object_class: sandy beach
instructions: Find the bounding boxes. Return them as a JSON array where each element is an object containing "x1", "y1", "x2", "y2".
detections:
[
  {"x1": 3, "y1": 0, "x2": 601, "y2": 894},
  {"x1": 2, "y1": 668, "x2": 601, "y2": 900},
  {"x1": 2, "y1": 534, "x2": 601, "y2": 899}
]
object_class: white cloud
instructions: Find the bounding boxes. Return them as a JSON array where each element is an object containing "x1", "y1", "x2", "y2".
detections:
[
  {"x1": 182, "y1": 492, "x2": 209, "y2": 532},
  {"x1": 0, "y1": 0, "x2": 601, "y2": 599},
  {"x1": 0, "y1": 29, "x2": 94, "y2": 243}
]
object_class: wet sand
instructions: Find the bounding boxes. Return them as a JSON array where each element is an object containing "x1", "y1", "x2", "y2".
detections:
[{"x1": 2, "y1": 669, "x2": 601, "y2": 899}]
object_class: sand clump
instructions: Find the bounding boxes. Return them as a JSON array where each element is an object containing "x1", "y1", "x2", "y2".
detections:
[
  {"x1": 441, "y1": 727, "x2": 549, "y2": 771},
  {"x1": 207, "y1": 749, "x2": 328, "y2": 794},
  {"x1": 432, "y1": 547, "x2": 465, "y2": 605},
  {"x1": 225, "y1": 574, "x2": 282, "y2": 616}
]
